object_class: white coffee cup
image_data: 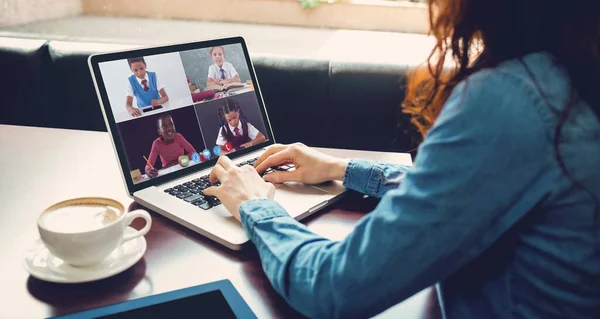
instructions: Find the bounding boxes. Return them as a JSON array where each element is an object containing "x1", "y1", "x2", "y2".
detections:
[{"x1": 37, "y1": 197, "x2": 152, "y2": 267}]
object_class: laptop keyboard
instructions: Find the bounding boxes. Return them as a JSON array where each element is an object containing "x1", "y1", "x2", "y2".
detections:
[{"x1": 163, "y1": 157, "x2": 295, "y2": 210}]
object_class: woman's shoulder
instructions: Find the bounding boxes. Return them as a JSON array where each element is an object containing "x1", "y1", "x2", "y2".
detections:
[
  {"x1": 495, "y1": 52, "x2": 571, "y2": 108},
  {"x1": 444, "y1": 52, "x2": 572, "y2": 142},
  {"x1": 456, "y1": 53, "x2": 569, "y2": 113},
  {"x1": 464, "y1": 53, "x2": 560, "y2": 90}
]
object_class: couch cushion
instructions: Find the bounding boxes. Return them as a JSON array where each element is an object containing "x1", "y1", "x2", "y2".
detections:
[
  {"x1": 0, "y1": 37, "x2": 49, "y2": 127},
  {"x1": 252, "y1": 56, "x2": 331, "y2": 147},
  {"x1": 1, "y1": 38, "x2": 420, "y2": 154},
  {"x1": 327, "y1": 61, "x2": 420, "y2": 153},
  {"x1": 42, "y1": 41, "x2": 139, "y2": 132}
]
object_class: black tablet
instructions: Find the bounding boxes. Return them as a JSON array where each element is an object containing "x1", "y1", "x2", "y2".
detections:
[
  {"x1": 141, "y1": 105, "x2": 163, "y2": 113},
  {"x1": 48, "y1": 279, "x2": 257, "y2": 319}
]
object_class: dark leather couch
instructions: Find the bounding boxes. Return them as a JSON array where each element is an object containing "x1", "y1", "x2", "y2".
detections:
[{"x1": 0, "y1": 36, "x2": 421, "y2": 156}]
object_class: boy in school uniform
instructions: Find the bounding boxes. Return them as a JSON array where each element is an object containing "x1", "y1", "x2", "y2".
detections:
[
  {"x1": 126, "y1": 57, "x2": 169, "y2": 117},
  {"x1": 207, "y1": 46, "x2": 241, "y2": 86}
]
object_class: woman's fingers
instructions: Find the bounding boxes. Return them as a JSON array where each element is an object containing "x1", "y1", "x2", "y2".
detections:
[
  {"x1": 254, "y1": 144, "x2": 289, "y2": 168},
  {"x1": 202, "y1": 186, "x2": 221, "y2": 197},
  {"x1": 209, "y1": 164, "x2": 227, "y2": 184},
  {"x1": 255, "y1": 149, "x2": 293, "y2": 174},
  {"x1": 216, "y1": 154, "x2": 236, "y2": 170},
  {"x1": 209, "y1": 156, "x2": 237, "y2": 183}
]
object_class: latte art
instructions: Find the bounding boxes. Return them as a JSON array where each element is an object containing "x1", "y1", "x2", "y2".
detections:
[{"x1": 40, "y1": 205, "x2": 121, "y2": 233}]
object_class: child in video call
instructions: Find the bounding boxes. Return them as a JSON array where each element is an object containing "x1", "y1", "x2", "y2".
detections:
[
  {"x1": 207, "y1": 46, "x2": 241, "y2": 86},
  {"x1": 145, "y1": 113, "x2": 196, "y2": 178},
  {"x1": 216, "y1": 98, "x2": 266, "y2": 153},
  {"x1": 126, "y1": 57, "x2": 169, "y2": 117}
]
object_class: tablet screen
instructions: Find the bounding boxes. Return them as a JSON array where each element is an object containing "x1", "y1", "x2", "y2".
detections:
[{"x1": 95, "y1": 290, "x2": 236, "y2": 319}]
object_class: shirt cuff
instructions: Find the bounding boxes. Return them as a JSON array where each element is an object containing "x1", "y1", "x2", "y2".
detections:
[
  {"x1": 239, "y1": 198, "x2": 291, "y2": 239},
  {"x1": 342, "y1": 159, "x2": 382, "y2": 195}
]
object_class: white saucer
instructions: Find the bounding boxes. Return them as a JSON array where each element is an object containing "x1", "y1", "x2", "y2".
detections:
[{"x1": 23, "y1": 226, "x2": 147, "y2": 284}]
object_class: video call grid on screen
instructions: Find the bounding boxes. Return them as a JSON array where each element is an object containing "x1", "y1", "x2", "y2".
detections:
[{"x1": 97, "y1": 43, "x2": 270, "y2": 185}]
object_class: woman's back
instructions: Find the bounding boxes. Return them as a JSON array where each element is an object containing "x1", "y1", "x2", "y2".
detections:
[{"x1": 439, "y1": 51, "x2": 600, "y2": 319}]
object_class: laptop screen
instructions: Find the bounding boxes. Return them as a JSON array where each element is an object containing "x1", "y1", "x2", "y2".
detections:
[{"x1": 96, "y1": 42, "x2": 271, "y2": 186}]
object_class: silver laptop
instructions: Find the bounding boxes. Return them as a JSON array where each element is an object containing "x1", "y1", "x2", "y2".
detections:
[{"x1": 87, "y1": 37, "x2": 377, "y2": 250}]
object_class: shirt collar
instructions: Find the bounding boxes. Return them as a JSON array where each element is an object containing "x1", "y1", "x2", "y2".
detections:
[
  {"x1": 136, "y1": 73, "x2": 149, "y2": 84},
  {"x1": 228, "y1": 121, "x2": 242, "y2": 132}
]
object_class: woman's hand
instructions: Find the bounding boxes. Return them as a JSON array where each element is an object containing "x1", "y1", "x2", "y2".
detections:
[
  {"x1": 254, "y1": 143, "x2": 349, "y2": 184},
  {"x1": 151, "y1": 99, "x2": 161, "y2": 108},
  {"x1": 203, "y1": 156, "x2": 275, "y2": 221},
  {"x1": 127, "y1": 105, "x2": 141, "y2": 117}
]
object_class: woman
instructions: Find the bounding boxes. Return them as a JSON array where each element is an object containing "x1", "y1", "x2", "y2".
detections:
[{"x1": 203, "y1": 0, "x2": 600, "y2": 318}]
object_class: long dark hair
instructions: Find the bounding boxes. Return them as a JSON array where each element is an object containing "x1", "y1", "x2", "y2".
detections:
[
  {"x1": 402, "y1": 0, "x2": 600, "y2": 209},
  {"x1": 403, "y1": 0, "x2": 600, "y2": 135}
]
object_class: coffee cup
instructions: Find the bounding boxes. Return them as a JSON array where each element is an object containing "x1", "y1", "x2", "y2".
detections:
[{"x1": 37, "y1": 197, "x2": 152, "y2": 267}]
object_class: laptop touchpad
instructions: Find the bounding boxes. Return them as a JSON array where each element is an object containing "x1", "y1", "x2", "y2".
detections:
[{"x1": 274, "y1": 182, "x2": 332, "y2": 217}]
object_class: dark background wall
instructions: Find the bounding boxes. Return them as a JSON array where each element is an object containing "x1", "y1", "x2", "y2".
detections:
[
  {"x1": 116, "y1": 106, "x2": 206, "y2": 174},
  {"x1": 194, "y1": 91, "x2": 268, "y2": 152}
]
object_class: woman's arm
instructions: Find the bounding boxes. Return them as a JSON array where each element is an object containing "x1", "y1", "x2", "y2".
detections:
[
  {"x1": 343, "y1": 159, "x2": 411, "y2": 198},
  {"x1": 240, "y1": 71, "x2": 554, "y2": 319}
]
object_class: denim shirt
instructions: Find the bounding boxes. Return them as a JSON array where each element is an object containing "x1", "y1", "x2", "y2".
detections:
[{"x1": 239, "y1": 52, "x2": 600, "y2": 319}]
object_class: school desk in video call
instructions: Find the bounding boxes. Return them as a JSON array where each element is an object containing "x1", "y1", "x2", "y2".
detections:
[
  {"x1": 132, "y1": 159, "x2": 202, "y2": 183},
  {"x1": 115, "y1": 85, "x2": 255, "y2": 123},
  {"x1": 113, "y1": 96, "x2": 195, "y2": 122}
]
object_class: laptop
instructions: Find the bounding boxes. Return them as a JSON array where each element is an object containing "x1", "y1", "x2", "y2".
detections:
[{"x1": 87, "y1": 37, "x2": 378, "y2": 250}]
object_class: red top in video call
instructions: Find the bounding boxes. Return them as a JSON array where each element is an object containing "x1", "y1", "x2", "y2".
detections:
[{"x1": 145, "y1": 133, "x2": 197, "y2": 173}]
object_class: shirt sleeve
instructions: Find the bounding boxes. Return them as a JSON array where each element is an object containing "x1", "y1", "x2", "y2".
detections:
[
  {"x1": 145, "y1": 140, "x2": 159, "y2": 173},
  {"x1": 246, "y1": 122, "x2": 260, "y2": 140},
  {"x1": 207, "y1": 65, "x2": 217, "y2": 80},
  {"x1": 343, "y1": 159, "x2": 411, "y2": 198},
  {"x1": 177, "y1": 133, "x2": 196, "y2": 154},
  {"x1": 238, "y1": 70, "x2": 555, "y2": 319},
  {"x1": 216, "y1": 127, "x2": 227, "y2": 146},
  {"x1": 227, "y1": 62, "x2": 239, "y2": 78}
]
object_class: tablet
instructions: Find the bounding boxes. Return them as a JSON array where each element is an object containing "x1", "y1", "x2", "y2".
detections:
[
  {"x1": 48, "y1": 279, "x2": 257, "y2": 319},
  {"x1": 141, "y1": 105, "x2": 163, "y2": 113}
]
